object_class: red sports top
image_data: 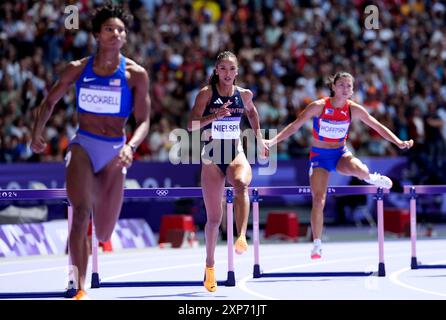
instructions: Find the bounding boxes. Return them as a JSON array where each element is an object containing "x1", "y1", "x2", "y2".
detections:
[{"x1": 312, "y1": 97, "x2": 351, "y2": 143}]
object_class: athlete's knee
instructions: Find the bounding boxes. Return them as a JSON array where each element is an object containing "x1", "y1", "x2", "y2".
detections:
[
  {"x1": 232, "y1": 177, "x2": 250, "y2": 193},
  {"x1": 206, "y1": 219, "x2": 221, "y2": 231},
  {"x1": 206, "y1": 212, "x2": 223, "y2": 229},
  {"x1": 312, "y1": 192, "x2": 327, "y2": 208},
  {"x1": 70, "y1": 212, "x2": 90, "y2": 237},
  {"x1": 71, "y1": 204, "x2": 91, "y2": 222}
]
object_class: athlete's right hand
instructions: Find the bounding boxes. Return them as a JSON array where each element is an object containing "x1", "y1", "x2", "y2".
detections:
[
  {"x1": 214, "y1": 100, "x2": 232, "y2": 120},
  {"x1": 258, "y1": 139, "x2": 269, "y2": 158},
  {"x1": 31, "y1": 135, "x2": 47, "y2": 153}
]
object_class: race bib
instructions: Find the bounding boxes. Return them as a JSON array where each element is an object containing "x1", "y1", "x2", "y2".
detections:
[
  {"x1": 318, "y1": 120, "x2": 349, "y2": 139},
  {"x1": 211, "y1": 117, "x2": 241, "y2": 139},
  {"x1": 78, "y1": 86, "x2": 121, "y2": 114}
]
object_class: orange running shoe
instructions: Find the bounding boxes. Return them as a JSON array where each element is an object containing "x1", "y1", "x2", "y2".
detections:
[
  {"x1": 203, "y1": 267, "x2": 217, "y2": 292},
  {"x1": 72, "y1": 289, "x2": 90, "y2": 300},
  {"x1": 100, "y1": 240, "x2": 113, "y2": 252},
  {"x1": 234, "y1": 235, "x2": 248, "y2": 255}
]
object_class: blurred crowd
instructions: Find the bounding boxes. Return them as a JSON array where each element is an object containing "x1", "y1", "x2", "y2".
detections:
[{"x1": 1, "y1": 0, "x2": 446, "y2": 183}]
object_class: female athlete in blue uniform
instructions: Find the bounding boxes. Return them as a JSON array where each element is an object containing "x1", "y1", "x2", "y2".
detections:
[
  {"x1": 187, "y1": 51, "x2": 266, "y2": 292},
  {"x1": 31, "y1": 3, "x2": 151, "y2": 299},
  {"x1": 264, "y1": 72, "x2": 413, "y2": 259}
]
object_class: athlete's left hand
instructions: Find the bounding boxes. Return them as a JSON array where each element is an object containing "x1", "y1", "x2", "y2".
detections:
[
  {"x1": 398, "y1": 139, "x2": 414, "y2": 150},
  {"x1": 118, "y1": 144, "x2": 134, "y2": 169}
]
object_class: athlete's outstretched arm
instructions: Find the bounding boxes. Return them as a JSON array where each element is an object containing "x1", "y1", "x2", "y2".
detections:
[
  {"x1": 268, "y1": 101, "x2": 323, "y2": 146},
  {"x1": 31, "y1": 60, "x2": 85, "y2": 153},
  {"x1": 351, "y1": 102, "x2": 414, "y2": 149}
]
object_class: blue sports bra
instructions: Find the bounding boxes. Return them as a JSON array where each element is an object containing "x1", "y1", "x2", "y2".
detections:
[{"x1": 75, "y1": 55, "x2": 133, "y2": 118}]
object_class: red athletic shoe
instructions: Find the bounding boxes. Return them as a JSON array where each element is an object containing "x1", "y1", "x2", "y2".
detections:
[
  {"x1": 100, "y1": 240, "x2": 113, "y2": 252},
  {"x1": 310, "y1": 246, "x2": 322, "y2": 259}
]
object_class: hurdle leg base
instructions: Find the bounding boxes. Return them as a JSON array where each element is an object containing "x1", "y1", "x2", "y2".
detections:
[
  {"x1": 65, "y1": 280, "x2": 77, "y2": 298},
  {"x1": 411, "y1": 257, "x2": 418, "y2": 269},
  {"x1": 225, "y1": 271, "x2": 236, "y2": 286},
  {"x1": 378, "y1": 262, "x2": 385, "y2": 277},
  {"x1": 253, "y1": 264, "x2": 261, "y2": 278},
  {"x1": 91, "y1": 272, "x2": 100, "y2": 288}
]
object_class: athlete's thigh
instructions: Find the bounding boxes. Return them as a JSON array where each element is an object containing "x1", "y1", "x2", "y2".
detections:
[
  {"x1": 93, "y1": 157, "x2": 125, "y2": 226},
  {"x1": 336, "y1": 153, "x2": 366, "y2": 176},
  {"x1": 66, "y1": 145, "x2": 95, "y2": 208},
  {"x1": 310, "y1": 167, "x2": 330, "y2": 196},
  {"x1": 226, "y1": 152, "x2": 252, "y2": 187},
  {"x1": 201, "y1": 163, "x2": 226, "y2": 219}
]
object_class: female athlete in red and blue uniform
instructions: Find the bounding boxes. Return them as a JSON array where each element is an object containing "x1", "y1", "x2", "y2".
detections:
[{"x1": 264, "y1": 72, "x2": 413, "y2": 259}]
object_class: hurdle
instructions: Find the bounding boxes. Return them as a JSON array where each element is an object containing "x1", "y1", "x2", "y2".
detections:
[
  {"x1": 91, "y1": 187, "x2": 237, "y2": 289},
  {"x1": 0, "y1": 189, "x2": 76, "y2": 298},
  {"x1": 250, "y1": 186, "x2": 389, "y2": 278},
  {"x1": 0, "y1": 188, "x2": 237, "y2": 298},
  {"x1": 403, "y1": 185, "x2": 446, "y2": 269},
  {"x1": 0, "y1": 185, "x2": 388, "y2": 299}
]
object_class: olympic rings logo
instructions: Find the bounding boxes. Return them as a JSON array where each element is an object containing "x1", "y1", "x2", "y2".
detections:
[{"x1": 156, "y1": 189, "x2": 169, "y2": 197}]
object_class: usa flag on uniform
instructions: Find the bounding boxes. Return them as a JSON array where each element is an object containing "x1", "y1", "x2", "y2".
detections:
[{"x1": 109, "y1": 78, "x2": 121, "y2": 86}]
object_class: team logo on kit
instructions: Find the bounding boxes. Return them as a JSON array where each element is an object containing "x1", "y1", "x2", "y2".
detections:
[{"x1": 214, "y1": 98, "x2": 223, "y2": 104}]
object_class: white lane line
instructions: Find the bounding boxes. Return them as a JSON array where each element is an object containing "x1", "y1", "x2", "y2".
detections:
[
  {"x1": 389, "y1": 261, "x2": 446, "y2": 298},
  {"x1": 238, "y1": 254, "x2": 381, "y2": 300},
  {"x1": 0, "y1": 266, "x2": 67, "y2": 277},
  {"x1": 0, "y1": 242, "x2": 444, "y2": 294},
  {"x1": 0, "y1": 253, "x2": 204, "y2": 277},
  {"x1": 101, "y1": 262, "x2": 205, "y2": 281},
  {"x1": 238, "y1": 249, "x2": 445, "y2": 300}
]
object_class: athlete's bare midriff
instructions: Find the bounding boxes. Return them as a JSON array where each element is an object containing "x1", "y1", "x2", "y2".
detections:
[
  {"x1": 78, "y1": 113, "x2": 127, "y2": 137},
  {"x1": 311, "y1": 139, "x2": 346, "y2": 149}
]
